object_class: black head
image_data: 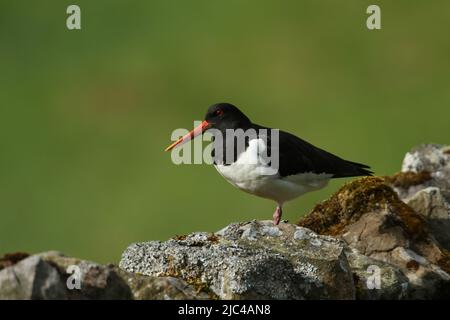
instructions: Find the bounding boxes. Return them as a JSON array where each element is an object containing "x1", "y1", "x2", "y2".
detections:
[
  {"x1": 204, "y1": 103, "x2": 251, "y2": 131},
  {"x1": 164, "y1": 102, "x2": 251, "y2": 152}
]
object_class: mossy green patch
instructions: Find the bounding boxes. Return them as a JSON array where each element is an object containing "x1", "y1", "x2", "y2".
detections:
[
  {"x1": 384, "y1": 171, "x2": 432, "y2": 189},
  {"x1": 207, "y1": 234, "x2": 220, "y2": 244},
  {"x1": 297, "y1": 177, "x2": 426, "y2": 238},
  {"x1": 437, "y1": 249, "x2": 450, "y2": 275},
  {"x1": 173, "y1": 234, "x2": 187, "y2": 241},
  {"x1": 161, "y1": 254, "x2": 218, "y2": 299}
]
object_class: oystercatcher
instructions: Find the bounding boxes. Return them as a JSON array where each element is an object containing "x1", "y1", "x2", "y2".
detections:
[{"x1": 165, "y1": 103, "x2": 372, "y2": 225}]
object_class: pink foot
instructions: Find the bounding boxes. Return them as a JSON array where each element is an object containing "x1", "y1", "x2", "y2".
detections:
[{"x1": 273, "y1": 206, "x2": 282, "y2": 225}]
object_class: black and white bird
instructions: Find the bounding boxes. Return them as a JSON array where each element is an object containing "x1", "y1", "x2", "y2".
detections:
[{"x1": 165, "y1": 103, "x2": 372, "y2": 225}]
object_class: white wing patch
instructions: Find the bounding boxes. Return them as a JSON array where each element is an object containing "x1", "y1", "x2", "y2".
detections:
[{"x1": 214, "y1": 139, "x2": 332, "y2": 204}]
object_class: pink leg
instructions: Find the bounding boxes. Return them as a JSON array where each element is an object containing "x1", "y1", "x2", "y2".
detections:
[{"x1": 273, "y1": 206, "x2": 282, "y2": 225}]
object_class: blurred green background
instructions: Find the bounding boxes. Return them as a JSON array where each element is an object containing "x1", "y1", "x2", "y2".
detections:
[{"x1": 1, "y1": 1, "x2": 449, "y2": 263}]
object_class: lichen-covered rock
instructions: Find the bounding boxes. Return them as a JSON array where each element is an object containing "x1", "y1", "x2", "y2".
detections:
[
  {"x1": 404, "y1": 187, "x2": 450, "y2": 250},
  {"x1": 396, "y1": 144, "x2": 449, "y2": 201},
  {"x1": 2, "y1": 144, "x2": 449, "y2": 300},
  {"x1": 297, "y1": 176, "x2": 450, "y2": 299},
  {"x1": 38, "y1": 251, "x2": 133, "y2": 299},
  {"x1": 297, "y1": 177, "x2": 426, "y2": 238},
  {"x1": 402, "y1": 144, "x2": 449, "y2": 175},
  {"x1": 120, "y1": 273, "x2": 211, "y2": 300},
  {"x1": 42, "y1": 251, "x2": 209, "y2": 300},
  {"x1": 388, "y1": 247, "x2": 450, "y2": 299},
  {"x1": 345, "y1": 249, "x2": 409, "y2": 300},
  {"x1": 405, "y1": 187, "x2": 449, "y2": 220},
  {"x1": 0, "y1": 251, "x2": 206, "y2": 300},
  {"x1": 384, "y1": 171, "x2": 433, "y2": 200},
  {"x1": 0, "y1": 251, "x2": 133, "y2": 300},
  {"x1": 120, "y1": 220, "x2": 355, "y2": 299},
  {"x1": 341, "y1": 209, "x2": 450, "y2": 298}
]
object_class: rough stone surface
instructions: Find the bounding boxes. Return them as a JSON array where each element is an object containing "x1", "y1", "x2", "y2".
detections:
[
  {"x1": 2, "y1": 144, "x2": 449, "y2": 300},
  {"x1": 397, "y1": 144, "x2": 450, "y2": 201},
  {"x1": 297, "y1": 176, "x2": 426, "y2": 239},
  {"x1": 0, "y1": 251, "x2": 205, "y2": 300},
  {"x1": 0, "y1": 251, "x2": 133, "y2": 300},
  {"x1": 402, "y1": 144, "x2": 449, "y2": 174},
  {"x1": 0, "y1": 252, "x2": 29, "y2": 271},
  {"x1": 405, "y1": 187, "x2": 449, "y2": 220},
  {"x1": 40, "y1": 252, "x2": 133, "y2": 299},
  {"x1": 341, "y1": 209, "x2": 450, "y2": 299},
  {"x1": 120, "y1": 221, "x2": 355, "y2": 299},
  {"x1": 0, "y1": 255, "x2": 66, "y2": 299},
  {"x1": 404, "y1": 187, "x2": 450, "y2": 250},
  {"x1": 345, "y1": 249, "x2": 409, "y2": 300},
  {"x1": 298, "y1": 175, "x2": 450, "y2": 298},
  {"x1": 121, "y1": 273, "x2": 210, "y2": 300}
]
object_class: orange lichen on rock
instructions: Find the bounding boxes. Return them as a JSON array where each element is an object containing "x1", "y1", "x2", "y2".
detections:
[
  {"x1": 173, "y1": 234, "x2": 187, "y2": 241},
  {"x1": 384, "y1": 171, "x2": 432, "y2": 189},
  {"x1": 0, "y1": 252, "x2": 29, "y2": 271},
  {"x1": 297, "y1": 177, "x2": 426, "y2": 238},
  {"x1": 438, "y1": 249, "x2": 450, "y2": 275}
]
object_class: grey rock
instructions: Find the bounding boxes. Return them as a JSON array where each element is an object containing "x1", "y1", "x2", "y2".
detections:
[
  {"x1": 340, "y1": 207, "x2": 450, "y2": 298},
  {"x1": 347, "y1": 244, "x2": 450, "y2": 299},
  {"x1": 400, "y1": 144, "x2": 450, "y2": 201},
  {"x1": 120, "y1": 220, "x2": 355, "y2": 299},
  {"x1": 342, "y1": 211, "x2": 408, "y2": 256},
  {"x1": 3, "y1": 143, "x2": 450, "y2": 300},
  {"x1": 345, "y1": 249, "x2": 409, "y2": 300},
  {"x1": 388, "y1": 247, "x2": 450, "y2": 299},
  {"x1": 119, "y1": 273, "x2": 211, "y2": 300},
  {"x1": 0, "y1": 255, "x2": 66, "y2": 300},
  {"x1": 405, "y1": 187, "x2": 450, "y2": 250},
  {"x1": 405, "y1": 187, "x2": 449, "y2": 220},
  {"x1": 35, "y1": 251, "x2": 132, "y2": 299},
  {"x1": 0, "y1": 251, "x2": 217, "y2": 300},
  {"x1": 402, "y1": 144, "x2": 449, "y2": 174},
  {"x1": 0, "y1": 251, "x2": 134, "y2": 300},
  {"x1": 298, "y1": 170, "x2": 450, "y2": 299}
]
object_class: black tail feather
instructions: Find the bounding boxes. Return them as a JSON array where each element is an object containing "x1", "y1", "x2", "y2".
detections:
[{"x1": 333, "y1": 160, "x2": 374, "y2": 178}]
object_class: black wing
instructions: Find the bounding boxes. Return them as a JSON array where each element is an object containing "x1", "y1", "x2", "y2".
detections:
[{"x1": 259, "y1": 126, "x2": 373, "y2": 178}]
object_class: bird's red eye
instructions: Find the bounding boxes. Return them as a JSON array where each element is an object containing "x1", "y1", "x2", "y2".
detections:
[{"x1": 215, "y1": 109, "x2": 224, "y2": 116}]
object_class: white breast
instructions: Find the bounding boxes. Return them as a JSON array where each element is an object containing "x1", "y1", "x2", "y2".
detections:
[{"x1": 214, "y1": 138, "x2": 332, "y2": 204}]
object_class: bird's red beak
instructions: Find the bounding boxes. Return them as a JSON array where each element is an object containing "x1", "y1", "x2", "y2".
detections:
[{"x1": 164, "y1": 120, "x2": 210, "y2": 152}]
